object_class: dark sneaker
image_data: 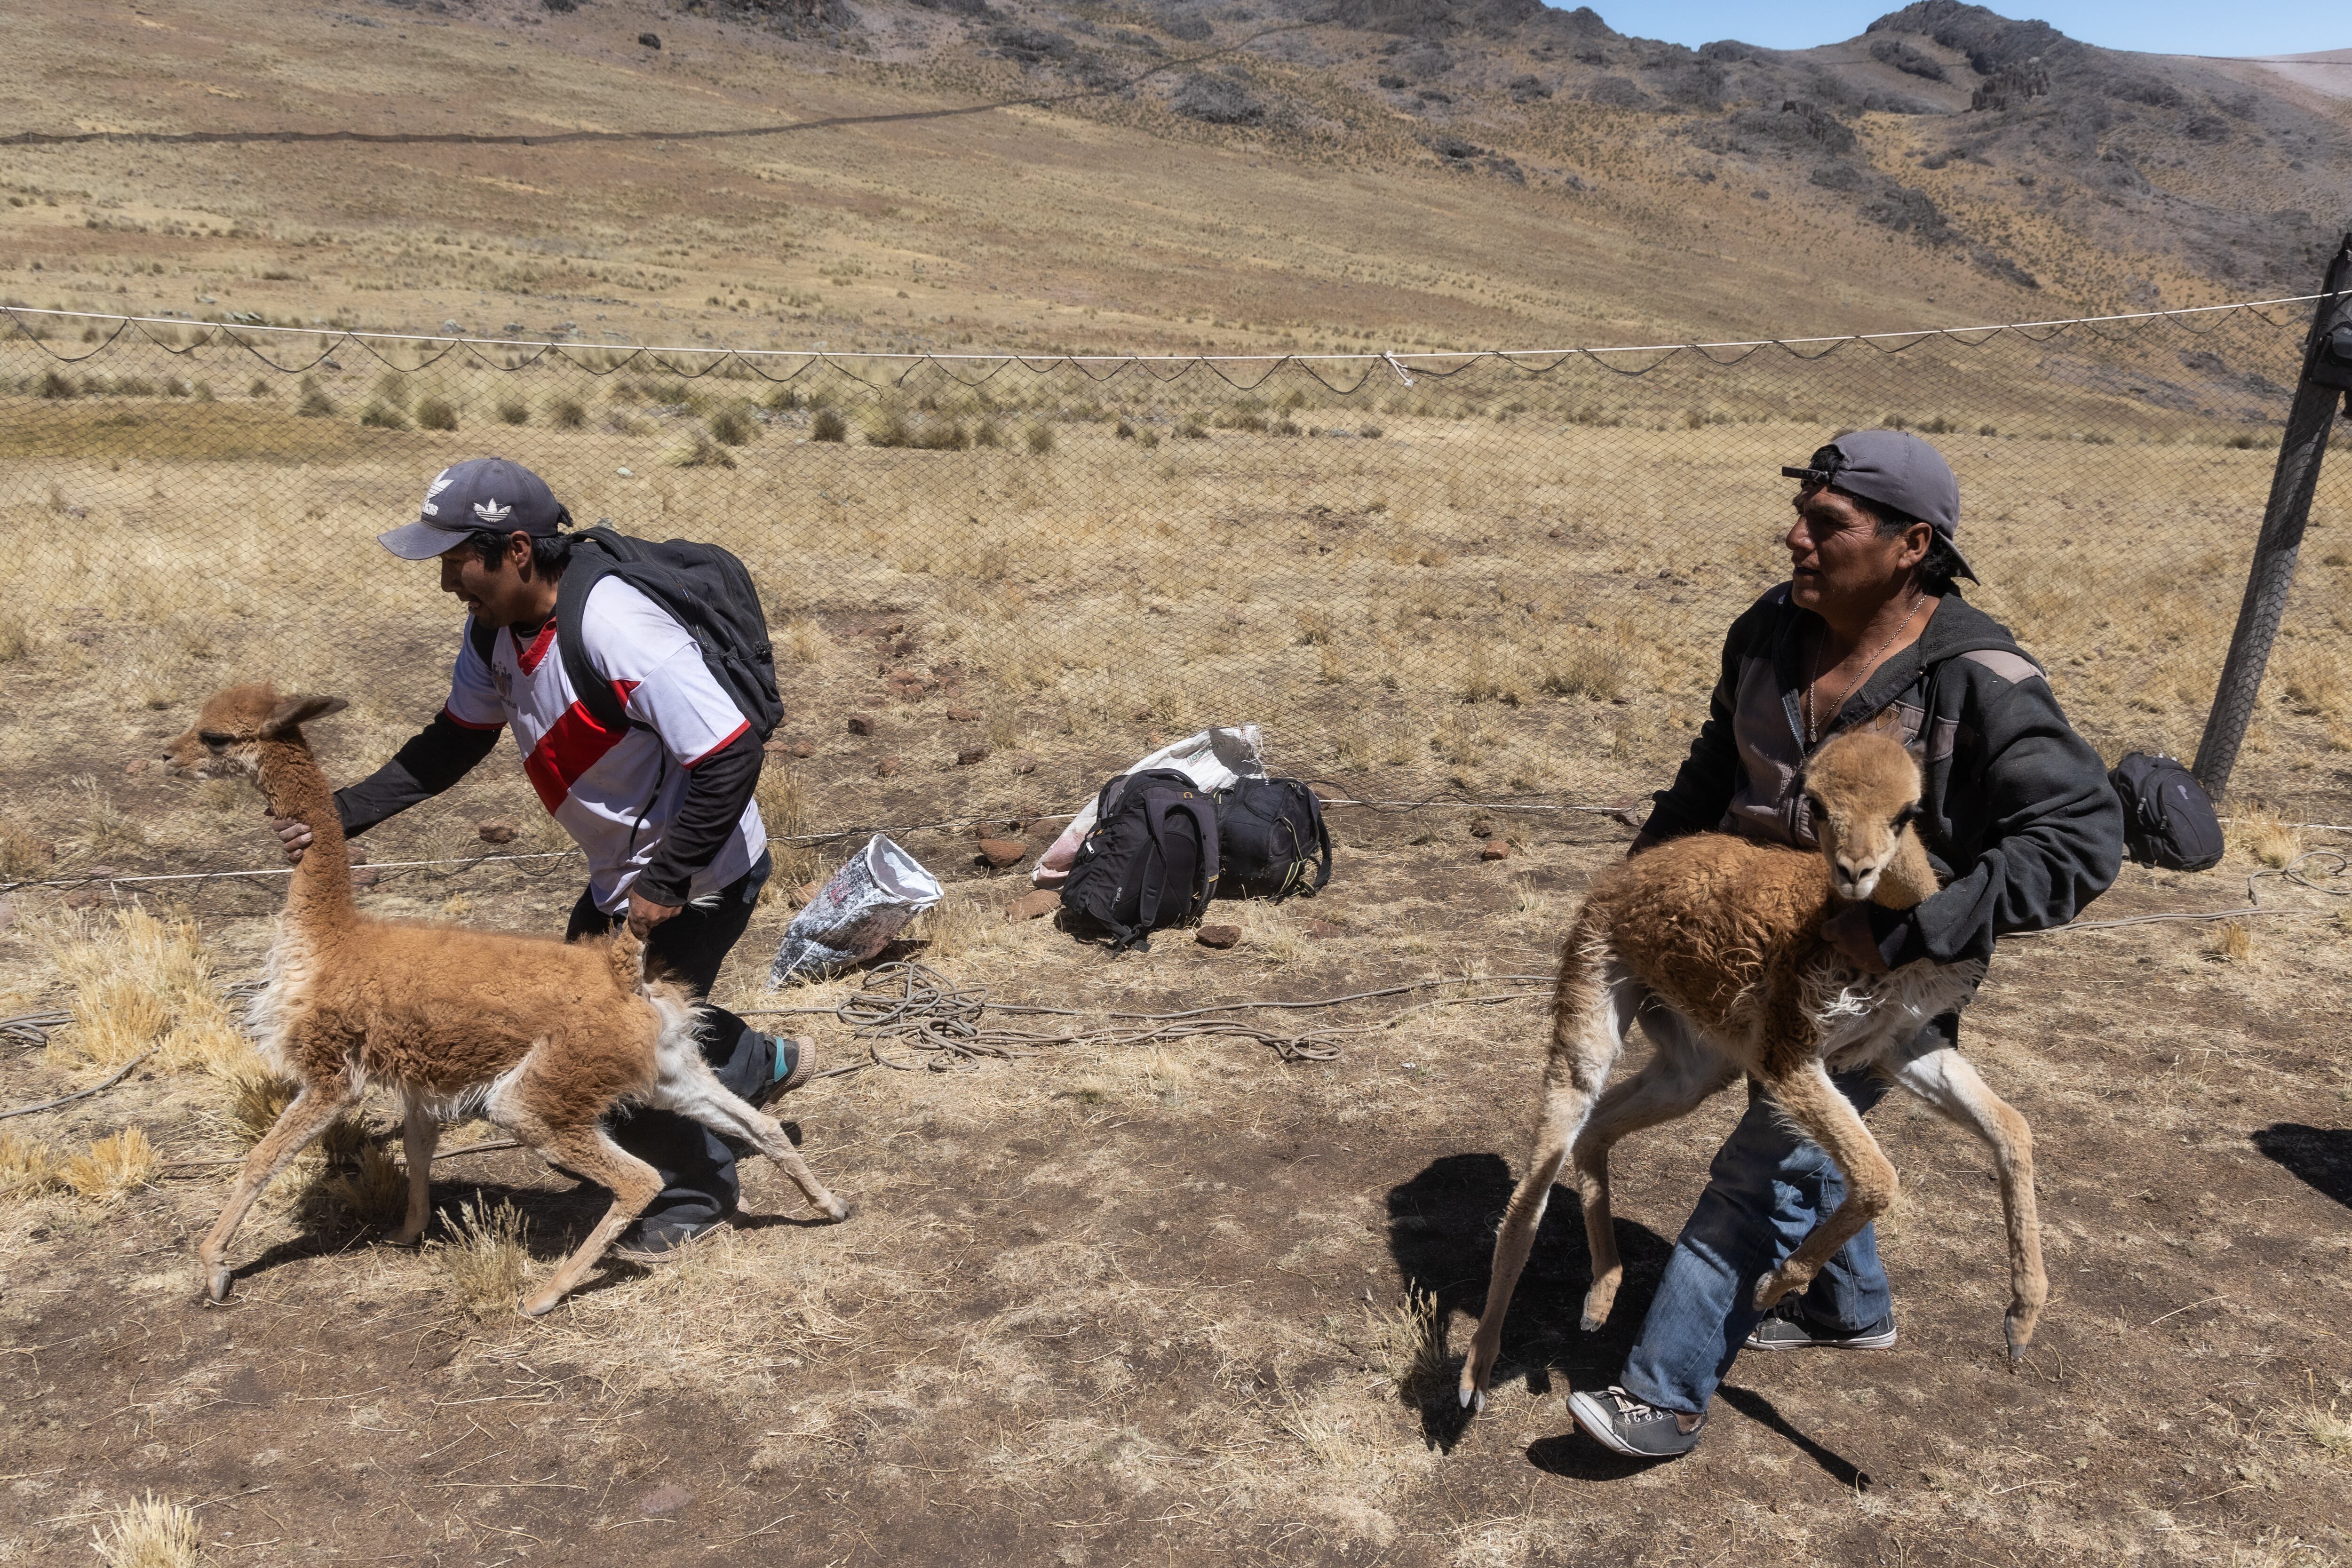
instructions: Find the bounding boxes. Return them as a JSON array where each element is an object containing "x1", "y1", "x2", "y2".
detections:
[
  {"x1": 1743, "y1": 1298, "x2": 1898, "y2": 1352},
  {"x1": 747, "y1": 1035, "x2": 818, "y2": 1112},
  {"x1": 1567, "y1": 1386, "x2": 1705, "y2": 1459},
  {"x1": 612, "y1": 1213, "x2": 732, "y2": 1263}
]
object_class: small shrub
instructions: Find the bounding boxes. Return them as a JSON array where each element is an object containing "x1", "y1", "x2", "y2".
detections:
[
  {"x1": 372, "y1": 372, "x2": 412, "y2": 411},
  {"x1": 973, "y1": 418, "x2": 1003, "y2": 448},
  {"x1": 913, "y1": 419, "x2": 969, "y2": 451},
  {"x1": 359, "y1": 402, "x2": 410, "y2": 430},
  {"x1": 2226, "y1": 431, "x2": 2266, "y2": 450},
  {"x1": 497, "y1": 398, "x2": 530, "y2": 426},
  {"x1": 191, "y1": 381, "x2": 215, "y2": 402},
  {"x1": 296, "y1": 389, "x2": 336, "y2": 418},
  {"x1": 551, "y1": 398, "x2": 587, "y2": 429},
  {"x1": 1539, "y1": 644, "x2": 1625, "y2": 702},
  {"x1": 1137, "y1": 427, "x2": 1161, "y2": 448},
  {"x1": 1180, "y1": 421, "x2": 1209, "y2": 440},
  {"x1": 38, "y1": 369, "x2": 76, "y2": 399},
  {"x1": 2202, "y1": 919, "x2": 2254, "y2": 964},
  {"x1": 1359, "y1": 425, "x2": 1384, "y2": 438},
  {"x1": 91, "y1": 1493, "x2": 200, "y2": 1568},
  {"x1": 866, "y1": 410, "x2": 914, "y2": 448},
  {"x1": 708, "y1": 405, "x2": 754, "y2": 446},
  {"x1": 671, "y1": 428, "x2": 738, "y2": 468},
  {"x1": 763, "y1": 385, "x2": 803, "y2": 412},
  {"x1": 1025, "y1": 423, "x2": 1056, "y2": 455},
  {"x1": 1978, "y1": 423, "x2": 1997, "y2": 437},
  {"x1": 0, "y1": 1131, "x2": 61, "y2": 1198},
  {"x1": 810, "y1": 408, "x2": 848, "y2": 443},
  {"x1": 247, "y1": 376, "x2": 275, "y2": 398},
  {"x1": 61, "y1": 1128, "x2": 159, "y2": 1202},
  {"x1": 1115, "y1": 419, "x2": 1136, "y2": 439},
  {"x1": 415, "y1": 396, "x2": 459, "y2": 431},
  {"x1": 437, "y1": 1194, "x2": 532, "y2": 1317}
]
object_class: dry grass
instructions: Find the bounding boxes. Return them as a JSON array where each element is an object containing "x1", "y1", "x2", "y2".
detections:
[
  {"x1": 227, "y1": 1071, "x2": 372, "y2": 1163},
  {"x1": 435, "y1": 1194, "x2": 532, "y2": 1317},
  {"x1": 43, "y1": 907, "x2": 251, "y2": 1073},
  {"x1": 2204, "y1": 919, "x2": 2257, "y2": 964},
  {"x1": 0, "y1": 1129, "x2": 62, "y2": 1198},
  {"x1": 90, "y1": 1494, "x2": 200, "y2": 1568},
  {"x1": 1365, "y1": 1285, "x2": 1447, "y2": 1408},
  {"x1": 2233, "y1": 809, "x2": 2305, "y2": 870},
  {"x1": 60, "y1": 1127, "x2": 159, "y2": 1202}
]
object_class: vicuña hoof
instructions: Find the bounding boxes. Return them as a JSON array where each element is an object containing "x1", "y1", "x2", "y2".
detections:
[
  {"x1": 202, "y1": 1264, "x2": 232, "y2": 1304},
  {"x1": 518, "y1": 1289, "x2": 565, "y2": 1318},
  {"x1": 1580, "y1": 1278, "x2": 1621, "y2": 1332},
  {"x1": 1752, "y1": 1266, "x2": 1809, "y2": 1312},
  {"x1": 2004, "y1": 1307, "x2": 2038, "y2": 1363},
  {"x1": 820, "y1": 1196, "x2": 852, "y2": 1223}
]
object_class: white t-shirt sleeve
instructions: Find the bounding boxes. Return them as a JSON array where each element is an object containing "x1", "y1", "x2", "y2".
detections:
[
  {"x1": 445, "y1": 618, "x2": 507, "y2": 730},
  {"x1": 578, "y1": 580, "x2": 750, "y2": 766}
]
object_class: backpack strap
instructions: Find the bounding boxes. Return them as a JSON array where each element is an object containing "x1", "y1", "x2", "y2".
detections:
[
  {"x1": 552, "y1": 536, "x2": 636, "y2": 738},
  {"x1": 1137, "y1": 789, "x2": 1219, "y2": 930},
  {"x1": 1298, "y1": 788, "x2": 1333, "y2": 897}
]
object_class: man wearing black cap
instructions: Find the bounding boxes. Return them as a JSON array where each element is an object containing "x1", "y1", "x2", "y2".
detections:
[
  {"x1": 271, "y1": 457, "x2": 818, "y2": 1257},
  {"x1": 1566, "y1": 429, "x2": 2123, "y2": 1459}
]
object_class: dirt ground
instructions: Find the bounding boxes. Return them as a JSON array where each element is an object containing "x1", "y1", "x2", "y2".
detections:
[{"x1": 3, "y1": 775, "x2": 2349, "y2": 1565}]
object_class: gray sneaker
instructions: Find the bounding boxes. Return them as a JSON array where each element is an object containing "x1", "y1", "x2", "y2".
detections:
[
  {"x1": 1567, "y1": 1386, "x2": 1706, "y2": 1459},
  {"x1": 612, "y1": 1213, "x2": 732, "y2": 1263},
  {"x1": 747, "y1": 1035, "x2": 818, "y2": 1112},
  {"x1": 1743, "y1": 1298, "x2": 1898, "y2": 1352}
]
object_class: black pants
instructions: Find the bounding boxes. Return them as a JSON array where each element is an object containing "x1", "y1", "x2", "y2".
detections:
[{"x1": 564, "y1": 852, "x2": 778, "y2": 1230}]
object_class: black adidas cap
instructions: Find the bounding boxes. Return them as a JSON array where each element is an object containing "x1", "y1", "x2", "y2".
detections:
[{"x1": 377, "y1": 457, "x2": 571, "y2": 561}]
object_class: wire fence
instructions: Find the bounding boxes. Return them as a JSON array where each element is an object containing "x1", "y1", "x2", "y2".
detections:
[{"x1": 2, "y1": 296, "x2": 2348, "y2": 903}]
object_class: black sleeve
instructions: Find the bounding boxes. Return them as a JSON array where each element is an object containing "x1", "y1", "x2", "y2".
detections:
[
  {"x1": 333, "y1": 713, "x2": 504, "y2": 838},
  {"x1": 1640, "y1": 620, "x2": 1748, "y2": 843},
  {"x1": 633, "y1": 728, "x2": 763, "y2": 907}
]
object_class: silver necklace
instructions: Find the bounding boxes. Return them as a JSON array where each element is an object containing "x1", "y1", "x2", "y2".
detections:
[{"x1": 1805, "y1": 589, "x2": 1925, "y2": 746}]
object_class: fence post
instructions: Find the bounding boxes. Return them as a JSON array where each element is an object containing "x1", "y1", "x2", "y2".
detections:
[{"x1": 2191, "y1": 235, "x2": 2352, "y2": 800}]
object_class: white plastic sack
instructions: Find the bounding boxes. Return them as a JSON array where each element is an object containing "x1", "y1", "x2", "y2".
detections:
[
  {"x1": 1032, "y1": 725, "x2": 1266, "y2": 888},
  {"x1": 768, "y1": 834, "x2": 943, "y2": 985}
]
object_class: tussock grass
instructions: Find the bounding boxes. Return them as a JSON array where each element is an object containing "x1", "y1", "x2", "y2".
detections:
[
  {"x1": 2204, "y1": 920, "x2": 2255, "y2": 964},
  {"x1": 435, "y1": 1194, "x2": 533, "y2": 1317},
  {"x1": 91, "y1": 1494, "x2": 200, "y2": 1568},
  {"x1": 810, "y1": 408, "x2": 848, "y2": 443},
  {"x1": 320, "y1": 1141, "x2": 409, "y2": 1227},
  {"x1": 0, "y1": 1130, "x2": 62, "y2": 1198},
  {"x1": 228, "y1": 1072, "x2": 372, "y2": 1162},
  {"x1": 45, "y1": 908, "x2": 250, "y2": 1073},
  {"x1": 62, "y1": 1127, "x2": 159, "y2": 1202},
  {"x1": 414, "y1": 395, "x2": 458, "y2": 431},
  {"x1": 2232, "y1": 810, "x2": 2303, "y2": 869},
  {"x1": 1365, "y1": 1285, "x2": 1447, "y2": 1407}
]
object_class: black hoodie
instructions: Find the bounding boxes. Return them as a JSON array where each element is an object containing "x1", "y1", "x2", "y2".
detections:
[{"x1": 1641, "y1": 585, "x2": 2124, "y2": 969}]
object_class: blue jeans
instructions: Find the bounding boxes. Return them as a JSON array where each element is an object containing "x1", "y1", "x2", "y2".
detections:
[{"x1": 1618, "y1": 1067, "x2": 1893, "y2": 1417}]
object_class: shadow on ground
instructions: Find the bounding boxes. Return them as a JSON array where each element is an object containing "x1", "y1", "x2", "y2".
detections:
[
  {"x1": 2251, "y1": 1123, "x2": 2352, "y2": 1210},
  {"x1": 1385, "y1": 1152, "x2": 1672, "y2": 1452}
]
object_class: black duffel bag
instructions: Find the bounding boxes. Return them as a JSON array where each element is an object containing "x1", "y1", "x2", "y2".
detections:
[
  {"x1": 1214, "y1": 777, "x2": 1333, "y2": 901},
  {"x1": 2109, "y1": 751, "x2": 2224, "y2": 872},
  {"x1": 1059, "y1": 769, "x2": 1220, "y2": 952}
]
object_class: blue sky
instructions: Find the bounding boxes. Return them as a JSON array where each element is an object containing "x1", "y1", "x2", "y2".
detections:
[{"x1": 1567, "y1": 1, "x2": 2346, "y2": 58}]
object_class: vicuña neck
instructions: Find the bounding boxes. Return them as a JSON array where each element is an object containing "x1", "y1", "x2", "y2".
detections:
[{"x1": 257, "y1": 740, "x2": 356, "y2": 929}]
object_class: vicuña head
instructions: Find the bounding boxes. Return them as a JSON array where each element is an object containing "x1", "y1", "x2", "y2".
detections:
[
  {"x1": 1800, "y1": 730, "x2": 1931, "y2": 907},
  {"x1": 164, "y1": 683, "x2": 348, "y2": 784}
]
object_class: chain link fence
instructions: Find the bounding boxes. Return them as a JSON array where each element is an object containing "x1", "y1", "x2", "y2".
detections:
[{"x1": 3, "y1": 298, "x2": 2348, "y2": 900}]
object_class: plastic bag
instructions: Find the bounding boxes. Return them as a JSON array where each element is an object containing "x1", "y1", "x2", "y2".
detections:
[
  {"x1": 767, "y1": 834, "x2": 943, "y2": 985},
  {"x1": 1033, "y1": 725, "x2": 1265, "y2": 887}
]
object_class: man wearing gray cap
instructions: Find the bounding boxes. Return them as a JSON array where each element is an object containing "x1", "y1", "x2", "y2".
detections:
[
  {"x1": 1565, "y1": 429, "x2": 2123, "y2": 1459},
  {"x1": 270, "y1": 457, "x2": 818, "y2": 1257}
]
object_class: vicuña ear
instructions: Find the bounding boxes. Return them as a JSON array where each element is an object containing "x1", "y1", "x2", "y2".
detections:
[{"x1": 263, "y1": 693, "x2": 349, "y2": 738}]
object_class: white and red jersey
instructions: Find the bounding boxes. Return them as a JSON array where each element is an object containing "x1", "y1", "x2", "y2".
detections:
[{"x1": 445, "y1": 578, "x2": 765, "y2": 913}]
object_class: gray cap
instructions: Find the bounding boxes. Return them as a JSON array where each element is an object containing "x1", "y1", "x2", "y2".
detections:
[
  {"x1": 377, "y1": 456, "x2": 571, "y2": 561},
  {"x1": 1781, "y1": 429, "x2": 1975, "y2": 581}
]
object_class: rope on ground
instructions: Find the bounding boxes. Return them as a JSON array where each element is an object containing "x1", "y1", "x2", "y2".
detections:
[
  {"x1": 0, "y1": 1048, "x2": 159, "y2": 1122},
  {"x1": 738, "y1": 961, "x2": 1552, "y2": 1075},
  {"x1": 2, "y1": 1010, "x2": 72, "y2": 1049},
  {"x1": 2014, "y1": 849, "x2": 2350, "y2": 938}
]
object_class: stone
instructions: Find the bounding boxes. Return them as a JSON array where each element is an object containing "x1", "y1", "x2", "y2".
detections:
[
  {"x1": 1469, "y1": 815, "x2": 1495, "y2": 839},
  {"x1": 1194, "y1": 923, "x2": 1242, "y2": 949},
  {"x1": 975, "y1": 838, "x2": 1028, "y2": 869},
  {"x1": 63, "y1": 889, "x2": 105, "y2": 909},
  {"x1": 788, "y1": 741, "x2": 816, "y2": 759},
  {"x1": 477, "y1": 821, "x2": 517, "y2": 844},
  {"x1": 946, "y1": 707, "x2": 981, "y2": 723},
  {"x1": 884, "y1": 670, "x2": 930, "y2": 700},
  {"x1": 1304, "y1": 918, "x2": 1342, "y2": 939},
  {"x1": 123, "y1": 758, "x2": 150, "y2": 776},
  {"x1": 1007, "y1": 889, "x2": 1060, "y2": 923},
  {"x1": 1481, "y1": 837, "x2": 1513, "y2": 860},
  {"x1": 956, "y1": 746, "x2": 990, "y2": 767},
  {"x1": 1007, "y1": 752, "x2": 1039, "y2": 775},
  {"x1": 1610, "y1": 798, "x2": 1646, "y2": 828},
  {"x1": 350, "y1": 866, "x2": 381, "y2": 889},
  {"x1": 637, "y1": 1482, "x2": 692, "y2": 1515},
  {"x1": 848, "y1": 714, "x2": 879, "y2": 736},
  {"x1": 874, "y1": 757, "x2": 902, "y2": 779}
]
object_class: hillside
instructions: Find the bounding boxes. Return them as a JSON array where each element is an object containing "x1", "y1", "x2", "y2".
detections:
[{"x1": 0, "y1": 0, "x2": 2345, "y2": 356}]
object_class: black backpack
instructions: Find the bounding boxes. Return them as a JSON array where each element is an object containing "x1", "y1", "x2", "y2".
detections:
[
  {"x1": 468, "y1": 526, "x2": 783, "y2": 742},
  {"x1": 2109, "y1": 752, "x2": 2224, "y2": 872},
  {"x1": 1060, "y1": 769, "x2": 1220, "y2": 953},
  {"x1": 1213, "y1": 777, "x2": 1333, "y2": 901}
]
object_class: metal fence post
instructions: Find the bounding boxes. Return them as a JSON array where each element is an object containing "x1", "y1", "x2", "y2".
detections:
[{"x1": 2192, "y1": 235, "x2": 2352, "y2": 800}]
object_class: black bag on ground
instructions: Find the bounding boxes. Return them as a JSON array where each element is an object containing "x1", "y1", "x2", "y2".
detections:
[
  {"x1": 469, "y1": 525, "x2": 784, "y2": 742},
  {"x1": 1213, "y1": 777, "x2": 1333, "y2": 901},
  {"x1": 2109, "y1": 751, "x2": 2224, "y2": 872},
  {"x1": 1060, "y1": 769, "x2": 1220, "y2": 952}
]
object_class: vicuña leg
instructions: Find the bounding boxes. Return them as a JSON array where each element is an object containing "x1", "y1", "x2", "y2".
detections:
[
  {"x1": 396, "y1": 1091, "x2": 441, "y2": 1247},
  {"x1": 1749, "y1": 1057, "x2": 1900, "y2": 1312},
  {"x1": 1886, "y1": 1040, "x2": 2048, "y2": 1358},
  {"x1": 196, "y1": 1080, "x2": 363, "y2": 1303},
  {"x1": 1570, "y1": 999, "x2": 1739, "y2": 1332},
  {"x1": 1457, "y1": 948, "x2": 1639, "y2": 1412},
  {"x1": 517, "y1": 1123, "x2": 664, "y2": 1317},
  {"x1": 646, "y1": 1054, "x2": 850, "y2": 1221}
]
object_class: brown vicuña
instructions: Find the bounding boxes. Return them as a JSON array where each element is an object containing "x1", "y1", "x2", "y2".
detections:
[
  {"x1": 165, "y1": 683, "x2": 849, "y2": 1316},
  {"x1": 1458, "y1": 729, "x2": 2045, "y2": 1412}
]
